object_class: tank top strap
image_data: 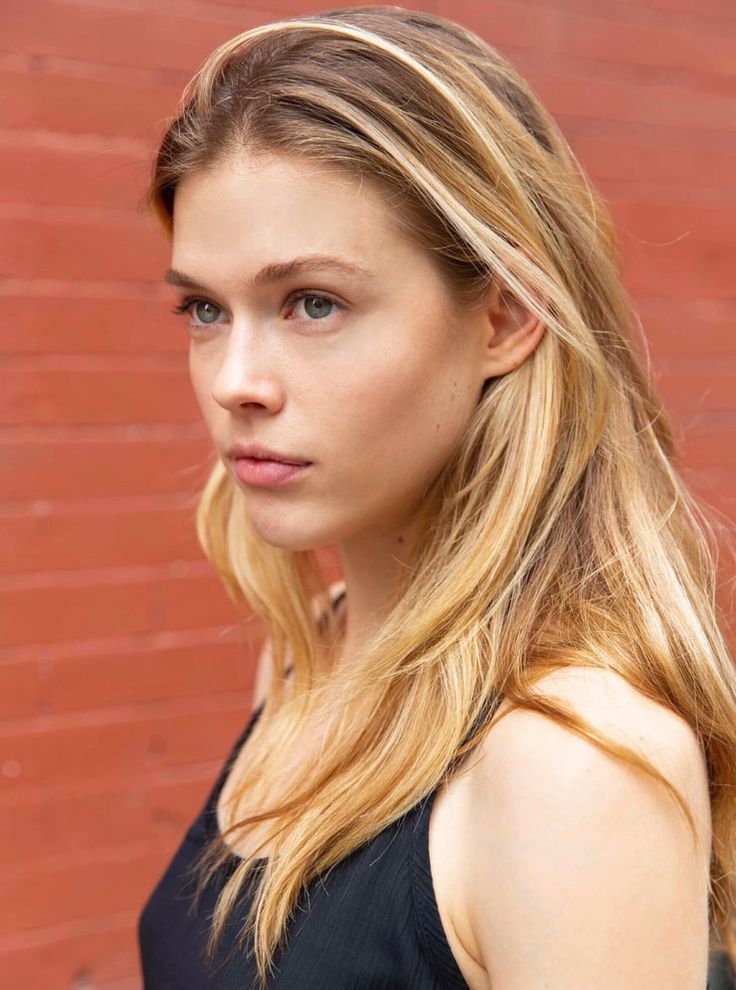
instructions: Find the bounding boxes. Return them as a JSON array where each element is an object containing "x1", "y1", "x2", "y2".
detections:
[{"x1": 408, "y1": 786, "x2": 470, "y2": 989}]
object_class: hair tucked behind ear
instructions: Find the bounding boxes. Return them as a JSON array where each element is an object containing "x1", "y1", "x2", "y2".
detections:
[{"x1": 146, "y1": 6, "x2": 736, "y2": 985}]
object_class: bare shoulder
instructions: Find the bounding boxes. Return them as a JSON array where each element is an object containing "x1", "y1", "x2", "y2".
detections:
[
  {"x1": 488, "y1": 666, "x2": 710, "y2": 791},
  {"x1": 250, "y1": 579, "x2": 346, "y2": 712},
  {"x1": 459, "y1": 666, "x2": 712, "y2": 989}
]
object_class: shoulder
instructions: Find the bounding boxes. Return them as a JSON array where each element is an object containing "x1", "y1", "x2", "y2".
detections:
[
  {"x1": 459, "y1": 666, "x2": 712, "y2": 988},
  {"x1": 481, "y1": 666, "x2": 710, "y2": 800}
]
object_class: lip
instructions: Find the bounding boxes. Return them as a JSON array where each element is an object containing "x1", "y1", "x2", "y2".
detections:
[
  {"x1": 233, "y1": 457, "x2": 311, "y2": 488},
  {"x1": 226, "y1": 441, "x2": 311, "y2": 466}
]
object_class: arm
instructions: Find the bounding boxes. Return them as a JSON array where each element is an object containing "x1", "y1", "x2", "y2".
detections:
[{"x1": 462, "y1": 668, "x2": 712, "y2": 989}]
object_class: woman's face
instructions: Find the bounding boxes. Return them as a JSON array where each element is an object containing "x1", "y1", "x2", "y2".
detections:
[{"x1": 168, "y1": 153, "x2": 493, "y2": 550}]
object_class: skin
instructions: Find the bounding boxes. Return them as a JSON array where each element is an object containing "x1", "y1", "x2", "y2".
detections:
[
  {"x1": 168, "y1": 153, "x2": 712, "y2": 987},
  {"x1": 168, "y1": 151, "x2": 545, "y2": 669}
]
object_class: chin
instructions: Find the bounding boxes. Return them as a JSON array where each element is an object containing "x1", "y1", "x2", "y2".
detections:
[{"x1": 245, "y1": 507, "x2": 339, "y2": 553}]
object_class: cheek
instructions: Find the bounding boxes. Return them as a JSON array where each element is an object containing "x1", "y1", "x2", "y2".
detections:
[
  {"x1": 189, "y1": 360, "x2": 215, "y2": 422},
  {"x1": 188, "y1": 354, "x2": 230, "y2": 444},
  {"x1": 188, "y1": 360, "x2": 207, "y2": 414},
  {"x1": 329, "y1": 335, "x2": 473, "y2": 481}
]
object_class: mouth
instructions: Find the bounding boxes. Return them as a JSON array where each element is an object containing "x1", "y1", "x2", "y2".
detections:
[
  {"x1": 232, "y1": 456, "x2": 312, "y2": 488},
  {"x1": 226, "y1": 442, "x2": 311, "y2": 466}
]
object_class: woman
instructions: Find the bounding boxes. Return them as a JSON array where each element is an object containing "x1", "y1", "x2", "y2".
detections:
[{"x1": 137, "y1": 6, "x2": 736, "y2": 988}]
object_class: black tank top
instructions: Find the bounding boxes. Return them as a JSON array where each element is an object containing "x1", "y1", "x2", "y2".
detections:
[
  {"x1": 137, "y1": 592, "x2": 470, "y2": 989},
  {"x1": 137, "y1": 626, "x2": 716, "y2": 990}
]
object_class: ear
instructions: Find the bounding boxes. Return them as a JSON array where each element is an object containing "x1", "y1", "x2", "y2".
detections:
[{"x1": 478, "y1": 275, "x2": 547, "y2": 381}]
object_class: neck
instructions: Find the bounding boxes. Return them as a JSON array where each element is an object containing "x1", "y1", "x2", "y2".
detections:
[{"x1": 329, "y1": 512, "x2": 422, "y2": 675}]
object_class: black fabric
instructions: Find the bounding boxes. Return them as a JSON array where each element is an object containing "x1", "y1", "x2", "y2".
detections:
[
  {"x1": 138, "y1": 592, "x2": 469, "y2": 989},
  {"x1": 137, "y1": 589, "x2": 712, "y2": 989}
]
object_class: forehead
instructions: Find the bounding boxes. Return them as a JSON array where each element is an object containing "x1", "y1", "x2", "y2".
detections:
[
  {"x1": 169, "y1": 153, "x2": 431, "y2": 284},
  {"x1": 174, "y1": 155, "x2": 389, "y2": 243}
]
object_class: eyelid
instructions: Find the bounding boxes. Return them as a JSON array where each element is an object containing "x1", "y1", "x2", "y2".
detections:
[
  {"x1": 169, "y1": 295, "x2": 225, "y2": 323},
  {"x1": 286, "y1": 290, "x2": 345, "y2": 321},
  {"x1": 170, "y1": 289, "x2": 345, "y2": 326}
]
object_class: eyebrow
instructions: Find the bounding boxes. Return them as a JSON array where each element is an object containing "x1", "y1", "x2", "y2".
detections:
[{"x1": 163, "y1": 255, "x2": 374, "y2": 291}]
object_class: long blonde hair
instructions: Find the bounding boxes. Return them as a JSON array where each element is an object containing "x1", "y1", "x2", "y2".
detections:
[{"x1": 146, "y1": 6, "x2": 736, "y2": 984}]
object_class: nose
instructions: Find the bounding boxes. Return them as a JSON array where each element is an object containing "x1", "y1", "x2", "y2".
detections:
[{"x1": 208, "y1": 321, "x2": 286, "y2": 413}]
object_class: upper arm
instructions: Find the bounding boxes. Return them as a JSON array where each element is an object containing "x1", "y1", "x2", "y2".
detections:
[
  {"x1": 463, "y1": 668, "x2": 712, "y2": 989},
  {"x1": 250, "y1": 579, "x2": 346, "y2": 712}
]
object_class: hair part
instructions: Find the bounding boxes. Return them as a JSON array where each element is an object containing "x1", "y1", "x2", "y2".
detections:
[{"x1": 147, "y1": 6, "x2": 736, "y2": 984}]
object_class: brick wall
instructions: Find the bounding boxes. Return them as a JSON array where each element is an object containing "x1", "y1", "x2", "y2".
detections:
[{"x1": 1, "y1": 1, "x2": 734, "y2": 986}]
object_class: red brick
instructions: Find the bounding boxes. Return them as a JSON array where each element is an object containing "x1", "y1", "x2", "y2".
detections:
[
  {"x1": 620, "y1": 234, "x2": 736, "y2": 300},
  {"x1": 530, "y1": 69, "x2": 736, "y2": 131},
  {"x1": 0, "y1": 364, "x2": 197, "y2": 427},
  {"x1": 0, "y1": 68, "x2": 181, "y2": 141},
  {"x1": 576, "y1": 134, "x2": 736, "y2": 189},
  {"x1": 0, "y1": 845, "x2": 179, "y2": 935},
  {"x1": 0, "y1": 700, "x2": 255, "y2": 795},
  {"x1": 0, "y1": 569, "x2": 236, "y2": 649},
  {"x1": 46, "y1": 635, "x2": 255, "y2": 714},
  {"x1": 0, "y1": 432, "x2": 211, "y2": 500},
  {"x1": 0, "y1": 660, "x2": 41, "y2": 719},
  {"x1": 442, "y1": 0, "x2": 736, "y2": 76},
  {"x1": 653, "y1": 357, "x2": 736, "y2": 414},
  {"x1": 0, "y1": 741, "x2": 255, "y2": 866},
  {"x1": 0, "y1": 917, "x2": 138, "y2": 989},
  {"x1": 0, "y1": 499, "x2": 201, "y2": 574},
  {"x1": 0, "y1": 215, "x2": 165, "y2": 282},
  {"x1": 0, "y1": 0, "x2": 258, "y2": 76},
  {"x1": 0, "y1": 133, "x2": 154, "y2": 210},
  {"x1": 634, "y1": 297, "x2": 736, "y2": 359},
  {"x1": 0, "y1": 291, "x2": 182, "y2": 357}
]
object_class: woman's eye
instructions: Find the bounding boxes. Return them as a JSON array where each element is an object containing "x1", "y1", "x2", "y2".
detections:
[
  {"x1": 286, "y1": 291, "x2": 343, "y2": 323},
  {"x1": 169, "y1": 291, "x2": 343, "y2": 332},
  {"x1": 170, "y1": 298, "x2": 222, "y2": 328}
]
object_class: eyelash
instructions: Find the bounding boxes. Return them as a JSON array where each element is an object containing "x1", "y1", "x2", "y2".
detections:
[{"x1": 169, "y1": 290, "x2": 344, "y2": 331}]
